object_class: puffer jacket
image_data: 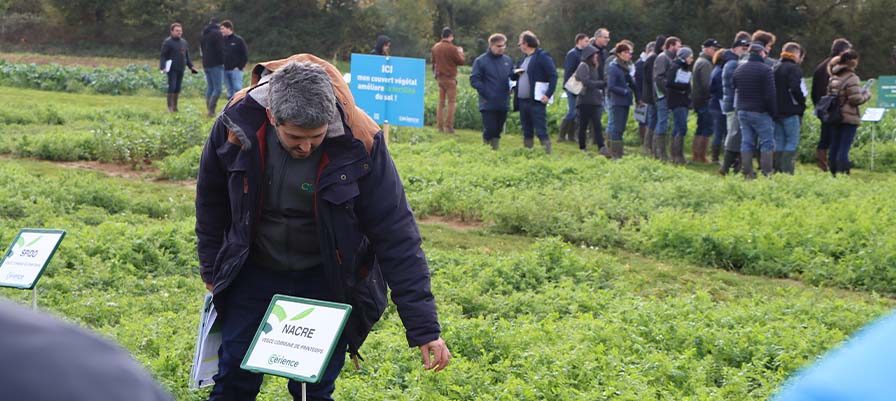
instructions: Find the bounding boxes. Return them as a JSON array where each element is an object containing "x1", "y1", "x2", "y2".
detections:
[
  {"x1": 719, "y1": 49, "x2": 740, "y2": 112},
  {"x1": 666, "y1": 58, "x2": 692, "y2": 109},
  {"x1": 574, "y1": 45, "x2": 606, "y2": 106},
  {"x1": 828, "y1": 59, "x2": 871, "y2": 125}
]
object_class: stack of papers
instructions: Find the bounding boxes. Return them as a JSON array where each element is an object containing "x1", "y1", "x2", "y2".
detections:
[{"x1": 189, "y1": 294, "x2": 221, "y2": 389}]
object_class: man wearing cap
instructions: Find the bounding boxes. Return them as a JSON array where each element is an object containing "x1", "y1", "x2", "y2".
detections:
[
  {"x1": 196, "y1": 56, "x2": 451, "y2": 401},
  {"x1": 719, "y1": 38, "x2": 751, "y2": 175},
  {"x1": 431, "y1": 27, "x2": 466, "y2": 133},
  {"x1": 652, "y1": 36, "x2": 682, "y2": 160},
  {"x1": 691, "y1": 38, "x2": 720, "y2": 163},
  {"x1": 733, "y1": 42, "x2": 777, "y2": 178}
]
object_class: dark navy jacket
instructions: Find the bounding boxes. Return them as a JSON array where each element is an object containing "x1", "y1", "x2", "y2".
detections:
[
  {"x1": 774, "y1": 56, "x2": 806, "y2": 119},
  {"x1": 720, "y1": 50, "x2": 740, "y2": 112},
  {"x1": 607, "y1": 60, "x2": 640, "y2": 107},
  {"x1": 512, "y1": 48, "x2": 558, "y2": 100},
  {"x1": 563, "y1": 46, "x2": 583, "y2": 87},
  {"x1": 733, "y1": 53, "x2": 777, "y2": 115},
  {"x1": 666, "y1": 58, "x2": 693, "y2": 109},
  {"x1": 196, "y1": 88, "x2": 440, "y2": 354},
  {"x1": 709, "y1": 64, "x2": 724, "y2": 112},
  {"x1": 470, "y1": 50, "x2": 514, "y2": 111}
]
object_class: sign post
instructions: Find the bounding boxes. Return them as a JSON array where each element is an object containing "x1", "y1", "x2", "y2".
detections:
[
  {"x1": 350, "y1": 54, "x2": 426, "y2": 143},
  {"x1": 240, "y1": 295, "x2": 351, "y2": 400},
  {"x1": 0, "y1": 228, "x2": 66, "y2": 310},
  {"x1": 861, "y1": 108, "x2": 887, "y2": 171}
]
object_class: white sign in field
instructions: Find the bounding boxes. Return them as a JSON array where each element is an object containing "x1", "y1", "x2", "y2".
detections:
[
  {"x1": 240, "y1": 295, "x2": 351, "y2": 383},
  {"x1": 0, "y1": 229, "x2": 65, "y2": 289}
]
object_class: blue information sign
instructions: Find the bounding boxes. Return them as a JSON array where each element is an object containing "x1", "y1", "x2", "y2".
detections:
[{"x1": 350, "y1": 54, "x2": 425, "y2": 127}]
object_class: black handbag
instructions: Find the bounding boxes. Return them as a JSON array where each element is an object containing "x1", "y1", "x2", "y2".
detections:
[{"x1": 815, "y1": 78, "x2": 849, "y2": 124}]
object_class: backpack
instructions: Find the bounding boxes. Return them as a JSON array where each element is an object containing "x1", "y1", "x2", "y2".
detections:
[{"x1": 815, "y1": 76, "x2": 849, "y2": 124}]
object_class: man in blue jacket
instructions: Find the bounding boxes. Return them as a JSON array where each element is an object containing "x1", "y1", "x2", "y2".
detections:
[
  {"x1": 560, "y1": 33, "x2": 590, "y2": 143},
  {"x1": 471, "y1": 33, "x2": 514, "y2": 150},
  {"x1": 196, "y1": 55, "x2": 450, "y2": 401},
  {"x1": 733, "y1": 42, "x2": 777, "y2": 178},
  {"x1": 512, "y1": 30, "x2": 558, "y2": 154}
]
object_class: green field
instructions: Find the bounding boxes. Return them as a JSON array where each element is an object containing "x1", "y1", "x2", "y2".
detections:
[{"x1": 1, "y1": 57, "x2": 895, "y2": 400}]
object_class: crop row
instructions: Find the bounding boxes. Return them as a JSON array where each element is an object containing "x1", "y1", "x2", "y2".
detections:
[{"x1": 0, "y1": 159, "x2": 890, "y2": 400}]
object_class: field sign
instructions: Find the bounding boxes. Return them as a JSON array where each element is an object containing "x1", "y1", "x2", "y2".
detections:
[
  {"x1": 350, "y1": 54, "x2": 425, "y2": 127},
  {"x1": 241, "y1": 295, "x2": 351, "y2": 383},
  {"x1": 0, "y1": 229, "x2": 65, "y2": 289},
  {"x1": 878, "y1": 76, "x2": 896, "y2": 108}
]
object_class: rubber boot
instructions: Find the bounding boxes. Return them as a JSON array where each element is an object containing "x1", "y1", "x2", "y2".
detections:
[
  {"x1": 671, "y1": 135, "x2": 686, "y2": 164},
  {"x1": 654, "y1": 134, "x2": 668, "y2": 161},
  {"x1": 166, "y1": 93, "x2": 173, "y2": 112},
  {"x1": 209, "y1": 95, "x2": 220, "y2": 118},
  {"x1": 638, "y1": 125, "x2": 646, "y2": 148},
  {"x1": 598, "y1": 145, "x2": 610, "y2": 158},
  {"x1": 711, "y1": 145, "x2": 721, "y2": 164},
  {"x1": 719, "y1": 151, "x2": 739, "y2": 175},
  {"x1": 695, "y1": 136, "x2": 709, "y2": 163},
  {"x1": 568, "y1": 120, "x2": 579, "y2": 142},
  {"x1": 610, "y1": 140, "x2": 624, "y2": 160},
  {"x1": 829, "y1": 158, "x2": 838, "y2": 176},
  {"x1": 558, "y1": 120, "x2": 570, "y2": 142},
  {"x1": 760, "y1": 152, "x2": 774, "y2": 176},
  {"x1": 782, "y1": 151, "x2": 796, "y2": 174},
  {"x1": 772, "y1": 152, "x2": 782, "y2": 173},
  {"x1": 643, "y1": 128, "x2": 654, "y2": 155},
  {"x1": 691, "y1": 136, "x2": 701, "y2": 163},
  {"x1": 490, "y1": 138, "x2": 500, "y2": 150},
  {"x1": 741, "y1": 151, "x2": 756, "y2": 179},
  {"x1": 523, "y1": 137, "x2": 534, "y2": 149},
  {"x1": 540, "y1": 138, "x2": 552, "y2": 155},
  {"x1": 171, "y1": 93, "x2": 179, "y2": 112},
  {"x1": 815, "y1": 149, "x2": 829, "y2": 172}
]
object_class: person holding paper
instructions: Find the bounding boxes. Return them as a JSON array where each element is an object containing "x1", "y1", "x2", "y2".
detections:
[
  {"x1": 772, "y1": 42, "x2": 807, "y2": 174},
  {"x1": 666, "y1": 46, "x2": 695, "y2": 164},
  {"x1": 733, "y1": 42, "x2": 778, "y2": 178},
  {"x1": 512, "y1": 30, "x2": 558, "y2": 154},
  {"x1": 159, "y1": 23, "x2": 197, "y2": 113},
  {"x1": 826, "y1": 49, "x2": 871, "y2": 176},
  {"x1": 574, "y1": 44, "x2": 609, "y2": 156},
  {"x1": 651, "y1": 36, "x2": 682, "y2": 161},
  {"x1": 196, "y1": 56, "x2": 450, "y2": 401}
]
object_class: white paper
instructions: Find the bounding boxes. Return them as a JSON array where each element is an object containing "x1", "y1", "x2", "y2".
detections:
[
  {"x1": 190, "y1": 294, "x2": 221, "y2": 389},
  {"x1": 508, "y1": 79, "x2": 517, "y2": 89},
  {"x1": 800, "y1": 78, "x2": 809, "y2": 98},
  {"x1": 534, "y1": 81, "x2": 550, "y2": 100},
  {"x1": 674, "y1": 69, "x2": 692, "y2": 85},
  {"x1": 861, "y1": 108, "x2": 886, "y2": 122},
  {"x1": 163, "y1": 59, "x2": 172, "y2": 73}
]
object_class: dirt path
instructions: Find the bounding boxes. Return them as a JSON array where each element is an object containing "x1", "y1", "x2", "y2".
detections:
[{"x1": 0, "y1": 52, "x2": 156, "y2": 68}]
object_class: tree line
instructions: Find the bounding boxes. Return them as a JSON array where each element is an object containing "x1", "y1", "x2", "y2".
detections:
[{"x1": 2, "y1": 0, "x2": 895, "y2": 77}]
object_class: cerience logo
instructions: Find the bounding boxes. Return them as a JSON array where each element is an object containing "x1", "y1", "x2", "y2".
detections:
[
  {"x1": 262, "y1": 304, "x2": 315, "y2": 335},
  {"x1": 300, "y1": 182, "x2": 314, "y2": 193},
  {"x1": 268, "y1": 354, "x2": 300, "y2": 368}
]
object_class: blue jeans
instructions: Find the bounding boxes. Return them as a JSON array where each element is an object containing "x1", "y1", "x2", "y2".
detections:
[
  {"x1": 710, "y1": 109, "x2": 727, "y2": 147},
  {"x1": 481, "y1": 110, "x2": 508, "y2": 140},
  {"x1": 224, "y1": 69, "x2": 244, "y2": 99},
  {"x1": 519, "y1": 98, "x2": 549, "y2": 140},
  {"x1": 646, "y1": 104, "x2": 658, "y2": 131},
  {"x1": 695, "y1": 105, "x2": 712, "y2": 137},
  {"x1": 738, "y1": 111, "x2": 775, "y2": 153},
  {"x1": 724, "y1": 111, "x2": 742, "y2": 152},
  {"x1": 608, "y1": 105, "x2": 629, "y2": 140},
  {"x1": 205, "y1": 65, "x2": 225, "y2": 98},
  {"x1": 655, "y1": 97, "x2": 670, "y2": 135},
  {"x1": 829, "y1": 123, "x2": 858, "y2": 171},
  {"x1": 563, "y1": 90, "x2": 577, "y2": 122},
  {"x1": 817, "y1": 121, "x2": 834, "y2": 150},
  {"x1": 210, "y1": 263, "x2": 346, "y2": 401},
  {"x1": 774, "y1": 115, "x2": 801, "y2": 152},
  {"x1": 671, "y1": 107, "x2": 688, "y2": 137}
]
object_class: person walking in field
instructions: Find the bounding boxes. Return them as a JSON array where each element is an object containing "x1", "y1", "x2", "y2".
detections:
[
  {"x1": 512, "y1": 30, "x2": 558, "y2": 154},
  {"x1": 431, "y1": 27, "x2": 465, "y2": 133},
  {"x1": 812, "y1": 38, "x2": 852, "y2": 172},
  {"x1": 826, "y1": 49, "x2": 871, "y2": 176},
  {"x1": 200, "y1": 17, "x2": 226, "y2": 117},
  {"x1": 573, "y1": 44, "x2": 608, "y2": 156},
  {"x1": 220, "y1": 20, "x2": 248, "y2": 101},
  {"x1": 733, "y1": 42, "x2": 777, "y2": 178},
  {"x1": 708, "y1": 47, "x2": 729, "y2": 164},
  {"x1": 691, "y1": 39, "x2": 721, "y2": 163},
  {"x1": 772, "y1": 42, "x2": 807, "y2": 174},
  {"x1": 641, "y1": 35, "x2": 666, "y2": 155},
  {"x1": 718, "y1": 37, "x2": 751, "y2": 175},
  {"x1": 470, "y1": 33, "x2": 514, "y2": 150},
  {"x1": 634, "y1": 41, "x2": 654, "y2": 151},
  {"x1": 606, "y1": 42, "x2": 640, "y2": 159},
  {"x1": 666, "y1": 46, "x2": 695, "y2": 164},
  {"x1": 159, "y1": 23, "x2": 197, "y2": 113},
  {"x1": 560, "y1": 33, "x2": 590, "y2": 143},
  {"x1": 652, "y1": 36, "x2": 682, "y2": 161}
]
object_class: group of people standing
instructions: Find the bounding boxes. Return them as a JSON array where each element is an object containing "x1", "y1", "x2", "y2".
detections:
[
  {"x1": 159, "y1": 18, "x2": 248, "y2": 116},
  {"x1": 457, "y1": 27, "x2": 872, "y2": 176}
]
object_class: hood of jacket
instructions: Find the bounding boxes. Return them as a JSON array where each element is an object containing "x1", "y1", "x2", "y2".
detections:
[
  {"x1": 780, "y1": 52, "x2": 799, "y2": 64},
  {"x1": 829, "y1": 57, "x2": 857, "y2": 76},
  {"x1": 580, "y1": 45, "x2": 598, "y2": 63},
  {"x1": 374, "y1": 35, "x2": 391, "y2": 55},
  {"x1": 721, "y1": 49, "x2": 739, "y2": 65}
]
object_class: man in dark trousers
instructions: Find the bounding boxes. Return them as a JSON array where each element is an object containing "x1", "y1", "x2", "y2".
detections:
[
  {"x1": 811, "y1": 38, "x2": 852, "y2": 171},
  {"x1": 196, "y1": 55, "x2": 450, "y2": 401},
  {"x1": 470, "y1": 33, "x2": 514, "y2": 150},
  {"x1": 733, "y1": 42, "x2": 777, "y2": 178},
  {"x1": 560, "y1": 33, "x2": 589, "y2": 142},
  {"x1": 159, "y1": 23, "x2": 197, "y2": 112},
  {"x1": 220, "y1": 20, "x2": 248, "y2": 101},
  {"x1": 200, "y1": 17, "x2": 226, "y2": 117},
  {"x1": 512, "y1": 30, "x2": 558, "y2": 154}
]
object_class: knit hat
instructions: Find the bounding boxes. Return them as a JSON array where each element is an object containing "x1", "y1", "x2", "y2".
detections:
[
  {"x1": 749, "y1": 42, "x2": 765, "y2": 53},
  {"x1": 677, "y1": 46, "x2": 693, "y2": 59}
]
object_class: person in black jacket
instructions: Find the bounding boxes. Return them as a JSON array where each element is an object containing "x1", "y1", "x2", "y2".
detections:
[
  {"x1": 811, "y1": 38, "x2": 852, "y2": 171},
  {"x1": 371, "y1": 35, "x2": 391, "y2": 56},
  {"x1": 641, "y1": 35, "x2": 666, "y2": 155},
  {"x1": 159, "y1": 23, "x2": 197, "y2": 113},
  {"x1": 634, "y1": 41, "x2": 653, "y2": 150},
  {"x1": 512, "y1": 30, "x2": 558, "y2": 154},
  {"x1": 220, "y1": 20, "x2": 248, "y2": 100},
  {"x1": 471, "y1": 33, "x2": 514, "y2": 150},
  {"x1": 773, "y1": 42, "x2": 807, "y2": 174},
  {"x1": 560, "y1": 33, "x2": 590, "y2": 142},
  {"x1": 666, "y1": 47, "x2": 694, "y2": 164},
  {"x1": 200, "y1": 17, "x2": 226, "y2": 117},
  {"x1": 733, "y1": 42, "x2": 777, "y2": 178}
]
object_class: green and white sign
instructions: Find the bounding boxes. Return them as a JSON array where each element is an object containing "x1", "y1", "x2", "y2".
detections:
[
  {"x1": 878, "y1": 76, "x2": 896, "y2": 108},
  {"x1": 0, "y1": 229, "x2": 65, "y2": 289},
  {"x1": 240, "y1": 295, "x2": 351, "y2": 383}
]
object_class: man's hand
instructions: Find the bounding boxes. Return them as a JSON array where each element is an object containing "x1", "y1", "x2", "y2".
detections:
[
  {"x1": 205, "y1": 282, "x2": 214, "y2": 292},
  {"x1": 190, "y1": 67, "x2": 199, "y2": 74},
  {"x1": 419, "y1": 337, "x2": 451, "y2": 372},
  {"x1": 540, "y1": 95, "x2": 549, "y2": 104}
]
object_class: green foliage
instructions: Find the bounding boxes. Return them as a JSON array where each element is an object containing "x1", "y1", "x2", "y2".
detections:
[{"x1": 158, "y1": 146, "x2": 203, "y2": 180}]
